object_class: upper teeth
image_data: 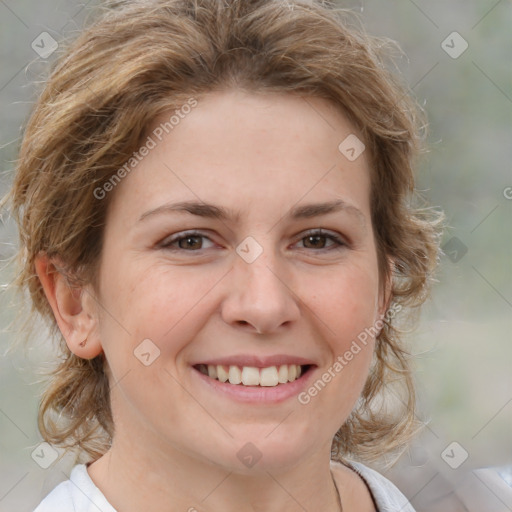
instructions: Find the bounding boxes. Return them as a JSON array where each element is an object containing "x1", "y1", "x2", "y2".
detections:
[{"x1": 198, "y1": 364, "x2": 303, "y2": 387}]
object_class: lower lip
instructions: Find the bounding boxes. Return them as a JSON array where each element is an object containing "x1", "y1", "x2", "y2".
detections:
[{"x1": 191, "y1": 366, "x2": 316, "y2": 404}]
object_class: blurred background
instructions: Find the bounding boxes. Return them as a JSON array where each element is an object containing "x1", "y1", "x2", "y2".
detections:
[{"x1": 0, "y1": 1, "x2": 511, "y2": 511}]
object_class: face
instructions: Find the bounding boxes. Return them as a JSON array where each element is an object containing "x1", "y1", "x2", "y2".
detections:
[{"x1": 91, "y1": 89, "x2": 389, "y2": 473}]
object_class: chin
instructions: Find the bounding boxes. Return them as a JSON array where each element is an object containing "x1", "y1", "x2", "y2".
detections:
[{"x1": 218, "y1": 433, "x2": 319, "y2": 474}]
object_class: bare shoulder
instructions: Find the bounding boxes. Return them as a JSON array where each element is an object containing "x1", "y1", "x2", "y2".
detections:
[{"x1": 330, "y1": 460, "x2": 377, "y2": 512}]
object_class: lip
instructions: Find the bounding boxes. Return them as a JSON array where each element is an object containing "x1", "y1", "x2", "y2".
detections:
[
  {"x1": 190, "y1": 363, "x2": 317, "y2": 404},
  {"x1": 191, "y1": 354, "x2": 316, "y2": 368}
]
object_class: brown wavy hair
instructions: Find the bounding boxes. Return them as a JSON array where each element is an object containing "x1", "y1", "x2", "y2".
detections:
[{"x1": 3, "y1": 0, "x2": 443, "y2": 465}]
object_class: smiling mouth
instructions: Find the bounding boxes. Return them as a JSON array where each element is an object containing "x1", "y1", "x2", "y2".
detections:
[{"x1": 193, "y1": 364, "x2": 314, "y2": 387}]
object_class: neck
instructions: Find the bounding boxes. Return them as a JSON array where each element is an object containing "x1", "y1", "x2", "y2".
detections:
[{"x1": 87, "y1": 432, "x2": 343, "y2": 512}]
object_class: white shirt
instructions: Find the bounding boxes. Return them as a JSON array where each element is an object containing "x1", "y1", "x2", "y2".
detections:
[{"x1": 33, "y1": 460, "x2": 416, "y2": 512}]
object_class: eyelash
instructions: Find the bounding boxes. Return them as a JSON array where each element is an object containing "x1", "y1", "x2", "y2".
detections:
[{"x1": 159, "y1": 229, "x2": 347, "y2": 253}]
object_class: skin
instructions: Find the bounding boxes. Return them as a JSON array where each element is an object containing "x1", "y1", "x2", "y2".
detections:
[{"x1": 36, "y1": 89, "x2": 390, "y2": 512}]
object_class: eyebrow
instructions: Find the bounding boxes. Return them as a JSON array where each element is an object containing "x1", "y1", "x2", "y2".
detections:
[{"x1": 139, "y1": 199, "x2": 366, "y2": 228}]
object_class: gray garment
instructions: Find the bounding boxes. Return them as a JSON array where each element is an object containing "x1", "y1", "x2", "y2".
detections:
[{"x1": 33, "y1": 462, "x2": 416, "y2": 511}]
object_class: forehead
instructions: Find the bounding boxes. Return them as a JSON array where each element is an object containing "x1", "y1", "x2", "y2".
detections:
[{"x1": 107, "y1": 89, "x2": 372, "y2": 225}]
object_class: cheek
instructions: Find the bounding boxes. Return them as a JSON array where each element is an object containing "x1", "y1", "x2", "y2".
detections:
[
  {"x1": 310, "y1": 261, "x2": 381, "y2": 344},
  {"x1": 97, "y1": 259, "x2": 222, "y2": 360},
  {"x1": 303, "y1": 262, "x2": 380, "y2": 404}
]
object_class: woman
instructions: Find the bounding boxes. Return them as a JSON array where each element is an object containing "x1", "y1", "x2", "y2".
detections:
[{"x1": 5, "y1": 0, "x2": 442, "y2": 510}]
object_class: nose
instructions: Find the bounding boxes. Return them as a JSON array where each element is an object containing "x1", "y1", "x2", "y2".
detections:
[{"x1": 220, "y1": 244, "x2": 301, "y2": 335}]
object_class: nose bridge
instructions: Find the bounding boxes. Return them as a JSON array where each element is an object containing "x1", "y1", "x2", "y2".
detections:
[
  {"x1": 241, "y1": 246, "x2": 283, "y2": 294},
  {"x1": 236, "y1": 235, "x2": 288, "y2": 301},
  {"x1": 221, "y1": 234, "x2": 300, "y2": 333}
]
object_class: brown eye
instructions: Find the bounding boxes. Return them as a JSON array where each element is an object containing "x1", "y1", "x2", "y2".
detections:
[
  {"x1": 303, "y1": 234, "x2": 328, "y2": 249},
  {"x1": 299, "y1": 230, "x2": 346, "y2": 251},
  {"x1": 160, "y1": 231, "x2": 214, "y2": 251},
  {"x1": 178, "y1": 235, "x2": 203, "y2": 249}
]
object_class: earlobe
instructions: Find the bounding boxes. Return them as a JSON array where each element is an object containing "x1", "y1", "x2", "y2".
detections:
[{"x1": 35, "y1": 252, "x2": 103, "y2": 360}]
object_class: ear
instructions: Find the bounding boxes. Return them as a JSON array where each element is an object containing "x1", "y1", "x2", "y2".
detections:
[{"x1": 35, "y1": 252, "x2": 103, "y2": 360}]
